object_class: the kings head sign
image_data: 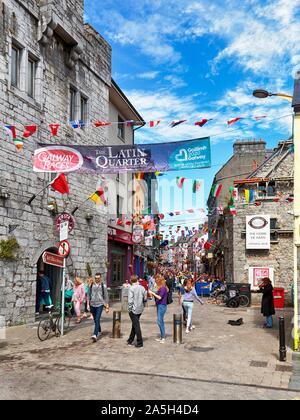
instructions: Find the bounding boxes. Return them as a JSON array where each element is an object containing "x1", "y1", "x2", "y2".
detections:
[{"x1": 33, "y1": 138, "x2": 211, "y2": 174}]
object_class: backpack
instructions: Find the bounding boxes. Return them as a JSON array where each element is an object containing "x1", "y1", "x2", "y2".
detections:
[{"x1": 167, "y1": 290, "x2": 173, "y2": 305}]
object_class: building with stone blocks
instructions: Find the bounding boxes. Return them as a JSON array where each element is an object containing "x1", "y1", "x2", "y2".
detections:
[
  {"x1": 223, "y1": 140, "x2": 294, "y2": 297},
  {"x1": 207, "y1": 139, "x2": 271, "y2": 277},
  {"x1": 0, "y1": 0, "x2": 114, "y2": 325}
]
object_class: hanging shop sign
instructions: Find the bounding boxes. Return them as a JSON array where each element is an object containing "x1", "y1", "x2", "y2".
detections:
[
  {"x1": 132, "y1": 225, "x2": 144, "y2": 244},
  {"x1": 246, "y1": 215, "x2": 270, "y2": 250},
  {"x1": 33, "y1": 138, "x2": 211, "y2": 174},
  {"x1": 55, "y1": 213, "x2": 75, "y2": 233}
]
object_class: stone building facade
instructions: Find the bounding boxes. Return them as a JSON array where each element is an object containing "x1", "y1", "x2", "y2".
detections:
[
  {"x1": 223, "y1": 140, "x2": 294, "y2": 295},
  {"x1": 0, "y1": 0, "x2": 113, "y2": 325},
  {"x1": 207, "y1": 139, "x2": 271, "y2": 278}
]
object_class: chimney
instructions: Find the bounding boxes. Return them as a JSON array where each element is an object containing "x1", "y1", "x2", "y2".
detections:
[{"x1": 234, "y1": 139, "x2": 266, "y2": 155}]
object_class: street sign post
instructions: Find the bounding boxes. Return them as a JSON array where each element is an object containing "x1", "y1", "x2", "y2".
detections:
[
  {"x1": 59, "y1": 221, "x2": 69, "y2": 241},
  {"x1": 42, "y1": 252, "x2": 65, "y2": 268}
]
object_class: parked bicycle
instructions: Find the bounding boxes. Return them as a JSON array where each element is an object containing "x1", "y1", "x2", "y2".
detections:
[
  {"x1": 37, "y1": 302, "x2": 72, "y2": 342},
  {"x1": 215, "y1": 287, "x2": 250, "y2": 308}
]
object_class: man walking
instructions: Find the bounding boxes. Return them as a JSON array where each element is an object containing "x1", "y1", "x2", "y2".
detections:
[
  {"x1": 87, "y1": 273, "x2": 109, "y2": 342},
  {"x1": 127, "y1": 275, "x2": 148, "y2": 349}
]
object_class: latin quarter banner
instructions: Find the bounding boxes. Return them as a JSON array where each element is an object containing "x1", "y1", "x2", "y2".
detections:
[{"x1": 33, "y1": 137, "x2": 211, "y2": 174}]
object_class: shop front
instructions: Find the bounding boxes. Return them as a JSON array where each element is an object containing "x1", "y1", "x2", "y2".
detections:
[{"x1": 107, "y1": 227, "x2": 134, "y2": 288}]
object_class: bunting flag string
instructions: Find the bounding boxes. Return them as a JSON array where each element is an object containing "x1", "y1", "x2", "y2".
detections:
[{"x1": 0, "y1": 113, "x2": 293, "y2": 152}]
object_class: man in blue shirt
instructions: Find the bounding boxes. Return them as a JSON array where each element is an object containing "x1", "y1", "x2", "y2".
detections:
[{"x1": 36, "y1": 271, "x2": 53, "y2": 313}]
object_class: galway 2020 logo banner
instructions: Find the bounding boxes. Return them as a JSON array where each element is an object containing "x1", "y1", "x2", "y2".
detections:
[{"x1": 33, "y1": 137, "x2": 211, "y2": 174}]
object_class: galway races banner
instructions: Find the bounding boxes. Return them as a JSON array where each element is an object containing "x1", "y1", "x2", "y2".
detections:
[{"x1": 33, "y1": 137, "x2": 211, "y2": 174}]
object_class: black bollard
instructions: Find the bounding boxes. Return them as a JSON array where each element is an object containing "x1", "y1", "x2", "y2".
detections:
[
  {"x1": 112, "y1": 311, "x2": 122, "y2": 338},
  {"x1": 279, "y1": 316, "x2": 287, "y2": 362},
  {"x1": 173, "y1": 314, "x2": 183, "y2": 344}
]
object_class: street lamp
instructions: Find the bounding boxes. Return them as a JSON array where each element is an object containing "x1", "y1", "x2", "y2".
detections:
[
  {"x1": 253, "y1": 76, "x2": 300, "y2": 352},
  {"x1": 253, "y1": 89, "x2": 293, "y2": 102}
]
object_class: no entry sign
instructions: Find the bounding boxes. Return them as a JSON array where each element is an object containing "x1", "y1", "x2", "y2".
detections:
[{"x1": 58, "y1": 240, "x2": 71, "y2": 258}]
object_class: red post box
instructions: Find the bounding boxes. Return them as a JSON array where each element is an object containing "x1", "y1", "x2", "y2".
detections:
[{"x1": 273, "y1": 288, "x2": 285, "y2": 309}]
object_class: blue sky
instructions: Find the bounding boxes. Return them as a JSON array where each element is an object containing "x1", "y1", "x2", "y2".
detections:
[{"x1": 85, "y1": 0, "x2": 299, "y2": 229}]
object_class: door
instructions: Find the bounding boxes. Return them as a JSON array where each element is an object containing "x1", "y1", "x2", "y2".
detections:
[{"x1": 111, "y1": 249, "x2": 126, "y2": 287}]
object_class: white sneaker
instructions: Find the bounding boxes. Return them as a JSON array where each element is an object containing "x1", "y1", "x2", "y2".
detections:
[
  {"x1": 186, "y1": 329, "x2": 190, "y2": 334},
  {"x1": 160, "y1": 339, "x2": 166, "y2": 344},
  {"x1": 155, "y1": 338, "x2": 162, "y2": 343},
  {"x1": 91, "y1": 335, "x2": 97, "y2": 342}
]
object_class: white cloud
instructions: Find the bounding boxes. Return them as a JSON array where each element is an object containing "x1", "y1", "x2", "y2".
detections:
[{"x1": 137, "y1": 71, "x2": 160, "y2": 80}]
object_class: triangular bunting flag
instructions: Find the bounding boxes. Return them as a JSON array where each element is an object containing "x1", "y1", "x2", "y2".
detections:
[
  {"x1": 49, "y1": 124, "x2": 60, "y2": 137},
  {"x1": 150, "y1": 120, "x2": 161, "y2": 128},
  {"x1": 50, "y1": 173, "x2": 70, "y2": 195},
  {"x1": 23, "y1": 125, "x2": 37, "y2": 138}
]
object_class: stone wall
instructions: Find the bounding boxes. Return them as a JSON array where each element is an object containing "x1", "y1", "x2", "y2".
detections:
[
  {"x1": 0, "y1": 0, "x2": 112, "y2": 325},
  {"x1": 224, "y1": 144, "x2": 294, "y2": 301}
]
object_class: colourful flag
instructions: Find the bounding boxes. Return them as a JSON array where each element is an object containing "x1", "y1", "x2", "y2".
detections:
[
  {"x1": 187, "y1": 209, "x2": 195, "y2": 214},
  {"x1": 49, "y1": 124, "x2": 60, "y2": 137},
  {"x1": 245, "y1": 190, "x2": 250, "y2": 203},
  {"x1": 170, "y1": 120, "x2": 187, "y2": 128},
  {"x1": 228, "y1": 118, "x2": 243, "y2": 126},
  {"x1": 229, "y1": 206, "x2": 237, "y2": 216},
  {"x1": 217, "y1": 206, "x2": 224, "y2": 215},
  {"x1": 116, "y1": 217, "x2": 124, "y2": 226},
  {"x1": 286, "y1": 195, "x2": 294, "y2": 203},
  {"x1": 89, "y1": 188, "x2": 106, "y2": 206},
  {"x1": 135, "y1": 172, "x2": 145, "y2": 180},
  {"x1": 71, "y1": 120, "x2": 85, "y2": 129},
  {"x1": 13, "y1": 138, "x2": 24, "y2": 151},
  {"x1": 126, "y1": 120, "x2": 135, "y2": 127},
  {"x1": 211, "y1": 184, "x2": 223, "y2": 198},
  {"x1": 176, "y1": 177, "x2": 186, "y2": 189},
  {"x1": 50, "y1": 173, "x2": 69, "y2": 195},
  {"x1": 193, "y1": 180, "x2": 201, "y2": 193},
  {"x1": 95, "y1": 121, "x2": 111, "y2": 127},
  {"x1": 195, "y1": 119, "x2": 212, "y2": 127},
  {"x1": 150, "y1": 120, "x2": 161, "y2": 128},
  {"x1": 4, "y1": 125, "x2": 17, "y2": 139},
  {"x1": 254, "y1": 116, "x2": 267, "y2": 121},
  {"x1": 23, "y1": 125, "x2": 37, "y2": 138}
]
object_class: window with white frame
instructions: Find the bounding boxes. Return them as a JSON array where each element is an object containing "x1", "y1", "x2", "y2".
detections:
[
  {"x1": 11, "y1": 44, "x2": 21, "y2": 88},
  {"x1": 80, "y1": 95, "x2": 88, "y2": 125},
  {"x1": 27, "y1": 56, "x2": 37, "y2": 98},
  {"x1": 118, "y1": 116, "x2": 125, "y2": 140},
  {"x1": 70, "y1": 87, "x2": 77, "y2": 121}
]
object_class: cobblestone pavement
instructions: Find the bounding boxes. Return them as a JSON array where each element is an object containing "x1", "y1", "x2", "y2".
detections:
[{"x1": 0, "y1": 299, "x2": 299, "y2": 400}]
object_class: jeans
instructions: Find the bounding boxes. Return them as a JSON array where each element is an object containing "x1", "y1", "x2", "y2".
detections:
[
  {"x1": 90, "y1": 305, "x2": 104, "y2": 337},
  {"x1": 266, "y1": 316, "x2": 273, "y2": 328},
  {"x1": 183, "y1": 301, "x2": 194, "y2": 329},
  {"x1": 157, "y1": 304, "x2": 167, "y2": 339},
  {"x1": 128, "y1": 312, "x2": 143, "y2": 346}
]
